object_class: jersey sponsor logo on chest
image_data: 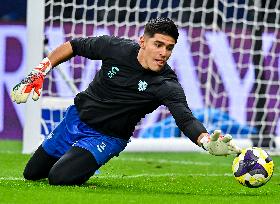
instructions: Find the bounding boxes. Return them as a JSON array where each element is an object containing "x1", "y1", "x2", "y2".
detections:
[
  {"x1": 107, "y1": 66, "x2": 120, "y2": 78},
  {"x1": 107, "y1": 66, "x2": 148, "y2": 91}
]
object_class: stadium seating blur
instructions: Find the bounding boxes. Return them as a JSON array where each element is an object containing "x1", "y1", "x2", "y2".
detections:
[{"x1": 0, "y1": 0, "x2": 26, "y2": 21}]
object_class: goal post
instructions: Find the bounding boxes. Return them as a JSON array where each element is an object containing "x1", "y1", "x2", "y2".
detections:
[
  {"x1": 23, "y1": 0, "x2": 45, "y2": 153},
  {"x1": 24, "y1": 0, "x2": 280, "y2": 153}
]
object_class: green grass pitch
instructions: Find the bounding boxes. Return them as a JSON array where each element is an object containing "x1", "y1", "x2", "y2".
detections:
[{"x1": 0, "y1": 140, "x2": 279, "y2": 204}]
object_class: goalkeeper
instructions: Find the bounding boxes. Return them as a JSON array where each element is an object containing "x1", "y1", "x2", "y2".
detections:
[{"x1": 11, "y1": 17, "x2": 241, "y2": 186}]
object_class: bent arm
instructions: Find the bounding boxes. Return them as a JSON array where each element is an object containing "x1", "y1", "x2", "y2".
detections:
[
  {"x1": 47, "y1": 41, "x2": 74, "y2": 68},
  {"x1": 46, "y1": 35, "x2": 111, "y2": 69}
]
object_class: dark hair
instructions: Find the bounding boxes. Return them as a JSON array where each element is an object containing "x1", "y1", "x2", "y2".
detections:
[{"x1": 144, "y1": 17, "x2": 179, "y2": 43}]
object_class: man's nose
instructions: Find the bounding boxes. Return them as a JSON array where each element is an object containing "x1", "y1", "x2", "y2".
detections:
[{"x1": 160, "y1": 47, "x2": 168, "y2": 57}]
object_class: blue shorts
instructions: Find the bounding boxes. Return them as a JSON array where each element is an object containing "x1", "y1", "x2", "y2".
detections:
[{"x1": 42, "y1": 105, "x2": 128, "y2": 166}]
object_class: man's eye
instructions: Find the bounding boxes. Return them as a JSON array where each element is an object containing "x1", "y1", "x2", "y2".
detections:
[
  {"x1": 154, "y1": 43, "x2": 160, "y2": 47},
  {"x1": 167, "y1": 47, "x2": 174, "y2": 51}
]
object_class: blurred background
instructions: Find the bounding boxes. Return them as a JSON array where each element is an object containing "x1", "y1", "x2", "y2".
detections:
[{"x1": 0, "y1": 0, "x2": 26, "y2": 21}]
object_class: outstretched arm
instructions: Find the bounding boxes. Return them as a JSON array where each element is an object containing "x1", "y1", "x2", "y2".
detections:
[
  {"x1": 159, "y1": 80, "x2": 241, "y2": 156},
  {"x1": 11, "y1": 41, "x2": 74, "y2": 104}
]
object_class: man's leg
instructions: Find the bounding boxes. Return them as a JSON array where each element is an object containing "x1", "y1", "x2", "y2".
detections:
[
  {"x1": 23, "y1": 145, "x2": 59, "y2": 181},
  {"x1": 48, "y1": 146, "x2": 100, "y2": 185}
]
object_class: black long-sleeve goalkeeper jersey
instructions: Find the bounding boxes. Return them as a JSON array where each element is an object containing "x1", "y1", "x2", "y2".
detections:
[{"x1": 70, "y1": 35, "x2": 207, "y2": 143}]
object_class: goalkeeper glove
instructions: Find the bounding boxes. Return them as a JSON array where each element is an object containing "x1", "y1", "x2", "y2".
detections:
[
  {"x1": 200, "y1": 130, "x2": 241, "y2": 156},
  {"x1": 11, "y1": 58, "x2": 52, "y2": 104}
]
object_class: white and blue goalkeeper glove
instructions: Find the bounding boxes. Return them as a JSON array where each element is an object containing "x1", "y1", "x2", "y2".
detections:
[
  {"x1": 11, "y1": 58, "x2": 52, "y2": 104},
  {"x1": 200, "y1": 130, "x2": 241, "y2": 156}
]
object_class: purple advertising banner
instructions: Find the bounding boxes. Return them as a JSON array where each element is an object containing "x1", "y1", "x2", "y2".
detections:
[
  {"x1": 0, "y1": 23, "x2": 26, "y2": 140},
  {"x1": 1, "y1": 23, "x2": 280, "y2": 140}
]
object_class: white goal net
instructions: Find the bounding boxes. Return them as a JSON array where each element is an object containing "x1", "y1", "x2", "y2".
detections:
[{"x1": 24, "y1": 0, "x2": 280, "y2": 153}]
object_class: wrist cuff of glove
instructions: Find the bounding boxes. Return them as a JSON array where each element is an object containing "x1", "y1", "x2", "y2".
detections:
[
  {"x1": 33, "y1": 57, "x2": 52, "y2": 75},
  {"x1": 200, "y1": 135, "x2": 210, "y2": 151}
]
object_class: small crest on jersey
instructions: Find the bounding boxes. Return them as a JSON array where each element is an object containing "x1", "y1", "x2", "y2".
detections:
[
  {"x1": 108, "y1": 66, "x2": 120, "y2": 78},
  {"x1": 138, "y1": 80, "x2": 148, "y2": 91}
]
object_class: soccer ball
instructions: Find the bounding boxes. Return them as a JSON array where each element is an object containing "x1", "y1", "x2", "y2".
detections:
[{"x1": 232, "y1": 147, "x2": 274, "y2": 188}]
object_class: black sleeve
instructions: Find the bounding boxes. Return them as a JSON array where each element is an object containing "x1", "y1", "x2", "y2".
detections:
[
  {"x1": 70, "y1": 35, "x2": 112, "y2": 60},
  {"x1": 156, "y1": 80, "x2": 208, "y2": 144}
]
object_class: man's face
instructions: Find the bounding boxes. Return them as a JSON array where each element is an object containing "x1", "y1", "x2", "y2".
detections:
[{"x1": 138, "y1": 33, "x2": 176, "y2": 72}]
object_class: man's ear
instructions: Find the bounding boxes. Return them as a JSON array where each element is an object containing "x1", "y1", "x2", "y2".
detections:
[{"x1": 139, "y1": 36, "x2": 145, "y2": 48}]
